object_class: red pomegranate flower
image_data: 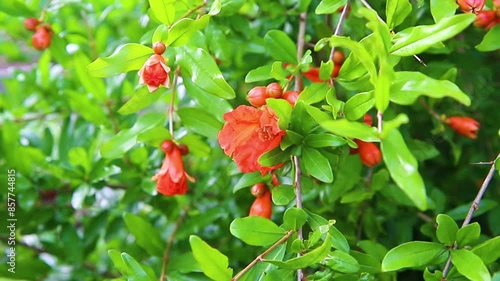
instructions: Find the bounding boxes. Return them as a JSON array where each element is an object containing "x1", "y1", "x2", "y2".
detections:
[
  {"x1": 138, "y1": 54, "x2": 171, "y2": 93},
  {"x1": 218, "y1": 105, "x2": 286, "y2": 174},
  {"x1": 152, "y1": 140, "x2": 195, "y2": 196},
  {"x1": 445, "y1": 116, "x2": 480, "y2": 139}
]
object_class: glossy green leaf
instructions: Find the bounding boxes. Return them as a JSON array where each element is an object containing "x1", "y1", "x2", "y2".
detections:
[
  {"x1": 350, "y1": 250, "x2": 381, "y2": 274},
  {"x1": 230, "y1": 217, "x2": 286, "y2": 246},
  {"x1": 406, "y1": 139, "x2": 440, "y2": 161},
  {"x1": 272, "y1": 184, "x2": 296, "y2": 206},
  {"x1": 121, "y1": 252, "x2": 157, "y2": 281},
  {"x1": 344, "y1": 92, "x2": 374, "y2": 121},
  {"x1": 476, "y1": 25, "x2": 500, "y2": 52},
  {"x1": 297, "y1": 83, "x2": 330, "y2": 105},
  {"x1": 305, "y1": 209, "x2": 350, "y2": 253},
  {"x1": 381, "y1": 241, "x2": 446, "y2": 271},
  {"x1": 149, "y1": 0, "x2": 176, "y2": 26},
  {"x1": 424, "y1": 268, "x2": 444, "y2": 281},
  {"x1": 386, "y1": 0, "x2": 412, "y2": 29},
  {"x1": 152, "y1": 24, "x2": 169, "y2": 44},
  {"x1": 218, "y1": 0, "x2": 245, "y2": 16},
  {"x1": 436, "y1": 214, "x2": 458, "y2": 245},
  {"x1": 245, "y1": 64, "x2": 273, "y2": 82},
  {"x1": 446, "y1": 199, "x2": 498, "y2": 220},
  {"x1": 390, "y1": 14, "x2": 475, "y2": 56},
  {"x1": 291, "y1": 102, "x2": 316, "y2": 135},
  {"x1": 108, "y1": 250, "x2": 131, "y2": 276},
  {"x1": 189, "y1": 235, "x2": 233, "y2": 281},
  {"x1": 264, "y1": 234, "x2": 332, "y2": 269},
  {"x1": 451, "y1": 249, "x2": 491, "y2": 281},
  {"x1": 282, "y1": 207, "x2": 307, "y2": 230},
  {"x1": 267, "y1": 98, "x2": 293, "y2": 129},
  {"x1": 239, "y1": 245, "x2": 286, "y2": 281},
  {"x1": 390, "y1": 71, "x2": 471, "y2": 106},
  {"x1": 381, "y1": 129, "x2": 427, "y2": 210},
  {"x1": 357, "y1": 240, "x2": 388, "y2": 262},
  {"x1": 319, "y1": 60, "x2": 334, "y2": 81},
  {"x1": 430, "y1": 0, "x2": 457, "y2": 23},
  {"x1": 177, "y1": 107, "x2": 222, "y2": 139},
  {"x1": 183, "y1": 78, "x2": 232, "y2": 122},
  {"x1": 0, "y1": 0, "x2": 33, "y2": 17},
  {"x1": 61, "y1": 224, "x2": 83, "y2": 265},
  {"x1": 123, "y1": 213, "x2": 164, "y2": 257},
  {"x1": 258, "y1": 147, "x2": 290, "y2": 167},
  {"x1": 380, "y1": 114, "x2": 409, "y2": 139},
  {"x1": 320, "y1": 119, "x2": 379, "y2": 142},
  {"x1": 233, "y1": 172, "x2": 269, "y2": 193},
  {"x1": 471, "y1": 236, "x2": 500, "y2": 265},
  {"x1": 177, "y1": 46, "x2": 235, "y2": 99},
  {"x1": 264, "y1": 30, "x2": 298, "y2": 64},
  {"x1": 374, "y1": 60, "x2": 393, "y2": 112},
  {"x1": 456, "y1": 222, "x2": 480, "y2": 247},
  {"x1": 87, "y1": 43, "x2": 153, "y2": 77},
  {"x1": 302, "y1": 147, "x2": 333, "y2": 183},
  {"x1": 73, "y1": 52, "x2": 106, "y2": 101},
  {"x1": 118, "y1": 86, "x2": 162, "y2": 115},
  {"x1": 323, "y1": 251, "x2": 360, "y2": 273},
  {"x1": 315, "y1": 0, "x2": 345, "y2": 14},
  {"x1": 304, "y1": 134, "x2": 346, "y2": 148},
  {"x1": 167, "y1": 16, "x2": 210, "y2": 47}
]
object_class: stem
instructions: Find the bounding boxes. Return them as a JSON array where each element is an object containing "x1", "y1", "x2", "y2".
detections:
[
  {"x1": 169, "y1": 66, "x2": 181, "y2": 138},
  {"x1": 159, "y1": 208, "x2": 189, "y2": 281},
  {"x1": 293, "y1": 156, "x2": 304, "y2": 281},
  {"x1": 376, "y1": 110, "x2": 382, "y2": 133},
  {"x1": 232, "y1": 230, "x2": 295, "y2": 281},
  {"x1": 442, "y1": 153, "x2": 499, "y2": 278},
  {"x1": 295, "y1": 12, "x2": 307, "y2": 92},
  {"x1": 82, "y1": 10, "x2": 98, "y2": 60},
  {"x1": 39, "y1": 0, "x2": 54, "y2": 22},
  {"x1": 418, "y1": 98, "x2": 442, "y2": 121},
  {"x1": 328, "y1": 0, "x2": 351, "y2": 61}
]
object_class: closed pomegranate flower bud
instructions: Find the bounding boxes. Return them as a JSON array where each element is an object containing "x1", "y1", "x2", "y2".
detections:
[
  {"x1": 161, "y1": 140, "x2": 176, "y2": 154},
  {"x1": 31, "y1": 26, "x2": 52, "y2": 50},
  {"x1": 474, "y1": 10, "x2": 497, "y2": 28},
  {"x1": 355, "y1": 139, "x2": 382, "y2": 167},
  {"x1": 271, "y1": 173, "x2": 280, "y2": 187},
  {"x1": 178, "y1": 144, "x2": 189, "y2": 156},
  {"x1": 152, "y1": 41, "x2": 166, "y2": 55},
  {"x1": 247, "y1": 86, "x2": 269, "y2": 107},
  {"x1": 363, "y1": 114, "x2": 373, "y2": 126},
  {"x1": 24, "y1": 17, "x2": 40, "y2": 31},
  {"x1": 333, "y1": 50, "x2": 345, "y2": 65},
  {"x1": 266, "y1": 82, "x2": 282, "y2": 98},
  {"x1": 445, "y1": 116, "x2": 480, "y2": 139},
  {"x1": 249, "y1": 191, "x2": 272, "y2": 219},
  {"x1": 250, "y1": 183, "x2": 268, "y2": 197},
  {"x1": 283, "y1": 90, "x2": 300, "y2": 106},
  {"x1": 457, "y1": 0, "x2": 485, "y2": 13},
  {"x1": 138, "y1": 54, "x2": 171, "y2": 92}
]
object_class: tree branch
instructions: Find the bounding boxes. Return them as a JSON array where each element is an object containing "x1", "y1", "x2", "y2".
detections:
[{"x1": 159, "y1": 207, "x2": 189, "y2": 281}]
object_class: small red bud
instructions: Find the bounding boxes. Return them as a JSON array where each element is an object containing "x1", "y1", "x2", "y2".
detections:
[
  {"x1": 161, "y1": 140, "x2": 176, "y2": 154},
  {"x1": 266, "y1": 82, "x2": 283, "y2": 98},
  {"x1": 247, "y1": 86, "x2": 269, "y2": 107},
  {"x1": 474, "y1": 10, "x2": 497, "y2": 28},
  {"x1": 355, "y1": 139, "x2": 382, "y2": 167},
  {"x1": 31, "y1": 26, "x2": 52, "y2": 50},
  {"x1": 445, "y1": 116, "x2": 480, "y2": 139},
  {"x1": 178, "y1": 144, "x2": 189, "y2": 156},
  {"x1": 24, "y1": 17, "x2": 40, "y2": 32},
  {"x1": 363, "y1": 114, "x2": 373, "y2": 126},
  {"x1": 153, "y1": 41, "x2": 166, "y2": 55},
  {"x1": 333, "y1": 50, "x2": 345, "y2": 65},
  {"x1": 283, "y1": 90, "x2": 300, "y2": 106},
  {"x1": 249, "y1": 191, "x2": 272, "y2": 219},
  {"x1": 457, "y1": 0, "x2": 485, "y2": 13},
  {"x1": 250, "y1": 183, "x2": 268, "y2": 197}
]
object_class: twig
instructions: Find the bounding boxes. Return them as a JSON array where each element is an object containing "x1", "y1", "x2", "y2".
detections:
[
  {"x1": 294, "y1": 12, "x2": 307, "y2": 92},
  {"x1": 442, "y1": 153, "x2": 499, "y2": 278},
  {"x1": 328, "y1": 0, "x2": 351, "y2": 61},
  {"x1": 418, "y1": 98, "x2": 442, "y2": 121},
  {"x1": 293, "y1": 156, "x2": 304, "y2": 281},
  {"x1": 169, "y1": 66, "x2": 181, "y2": 138},
  {"x1": 159, "y1": 208, "x2": 189, "y2": 281},
  {"x1": 232, "y1": 230, "x2": 295, "y2": 281},
  {"x1": 376, "y1": 110, "x2": 383, "y2": 133},
  {"x1": 82, "y1": 10, "x2": 98, "y2": 60}
]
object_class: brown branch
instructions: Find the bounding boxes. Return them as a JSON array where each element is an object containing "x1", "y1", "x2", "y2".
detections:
[
  {"x1": 418, "y1": 98, "x2": 442, "y2": 121},
  {"x1": 159, "y1": 207, "x2": 189, "y2": 281},
  {"x1": 169, "y1": 66, "x2": 181, "y2": 138}
]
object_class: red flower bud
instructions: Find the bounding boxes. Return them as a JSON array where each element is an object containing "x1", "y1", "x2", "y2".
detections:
[
  {"x1": 138, "y1": 54, "x2": 171, "y2": 92},
  {"x1": 457, "y1": 0, "x2": 485, "y2": 13},
  {"x1": 24, "y1": 17, "x2": 40, "y2": 32},
  {"x1": 249, "y1": 191, "x2": 272, "y2": 219},
  {"x1": 333, "y1": 50, "x2": 345, "y2": 65},
  {"x1": 247, "y1": 86, "x2": 269, "y2": 107},
  {"x1": 266, "y1": 82, "x2": 283, "y2": 98},
  {"x1": 152, "y1": 41, "x2": 166, "y2": 55},
  {"x1": 474, "y1": 10, "x2": 497, "y2": 28},
  {"x1": 445, "y1": 116, "x2": 480, "y2": 139},
  {"x1": 250, "y1": 183, "x2": 268, "y2": 197},
  {"x1": 363, "y1": 114, "x2": 373, "y2": 126},
  {"x1": 31, "y1": 26, "x2": 52, "y2": 50},
  {"x1": 283, "y1": 90, "x2": 300, "y2": 106},
  {"x1": 178, "y1": 144, "x2": 189, "y2": 156},
  {"x1": 161, "y1": 140, "x2": 176, "y2": 154},
  {"x1": 271, "y1": 173, "x2": 280, "y2": 187},
  {"x1": 355, "y1": 139, "x2": 382, "y2": 167}
]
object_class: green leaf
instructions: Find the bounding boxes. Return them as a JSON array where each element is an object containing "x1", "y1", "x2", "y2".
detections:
[
  {"x1": 424, "y1": 268, "x2": 444, "y2": 281},
  {"x1": 297, "y1": 83, "x2": 330, "y2": 105},
  {"x1": 456, "y1": 222, "x2": 480, "y2": 248},
  {"x1": 230, "y1": 217, "x2": 286, "y2": 246},
  {"x1": 390, "y1": 14, "x2": 476, "y2": 56},
  {"x1": 121, "y1": 252, "x2": 157, "y2": 281},
  {"x1": 381, "y1": 129, "x2": 427, "y2": 210},
  {"x1": 302, "y1": 147, "x2": 334, "y2": 183},
  {"x1": 291, "y1": 102, "x2": 316, "y2": 135},
  {"x1": 430, "y1": 0, "x2": 457, "y2": 23},
  {"x1": 390, "y1": 71, "x2": 471, "y2": 106},
  {"x1": 323, "y1": 251, "x2": 360, "y2": 274},
  {"x1": 380, "y1": 114, "x2": 409, "y2": 139},
  {"x1": 282, "y1": 207, "x2": 307, "y2": 230},
  {"x1": 386, "y1": 0, "x2": 412, "y2": 29},
  {"x1": 266, "y1": 98, "x2": 293, "y2": 129},
  {"x1": 344, "y1": 92, "x2": 374, "y2": 121},
  {"x1": 374, "y1": 60, "x2": 393, "y2": 113},
  {"x1": 258, "y1": 147, "x2": 290, "y2": 167},
  {"x1": 471, "y1": 236, "x2": 500, "y2": 265},
  {"x1": 189, "y1": 235, "x2": 233, "y2": 281},
  {"x1": 177, "y1": 46, "x2": 235, "y2": 99},
  {"x1": 167, "y1": 16, "x2": 210, "y2": 47},
  {"x1": 476, "y1": 25, "x2": 500, "y2": 52},
  {"x1": 87, "y1": 43, "x2": 153, "y2": 77},
  {"x1": 108, "y1": 250, "x2": 131, "y2": 276},
  {"x1": 152, "y1": 24, "x2": 169, "y2": 44},
  {"x1": 319, "y1": 61, "x2": 334, "y2": 81},
  {"x1": 177, "y1": 107, "x2": 222, "y2": 139},
  {"x1": 183, "y1": 78, "x2": 232, "y2": 122},
  {"x1": 264, "y1": 234, "x2": 333, "y2": 270},
  {"x1": 305, "y1": 209, "x2": 350, "y2": 253},
  {"x1": 304, "y1": 134, "x2": 346, "y2": 148},
  {"x1": 350, "y1": 250, "x2": 381, "y2": 274},
  {"x1": 451, "y1": 249, "x2": 491, "y2": 281},
  {"x1": 118, "y1": 86, "x2": 163, "y2": 115},
  {"x1": 61, "y1": 224, "x2": 83, "y2": 265},
  {"x1": 315, "y1": 0, "x2": 345, "y2": 14},
  {"x1": 233, "y1": 172, "x2": 269, "y2": 193},
  {"x1": 264, "y1": 30, "x2": 298, "y2": 64},
  {"x1": 245, "y1": 64, "x2": 273, "y2": 83},
  {"x1": 320, "y1": 119, "x2": 380, "y2": 142},
  {"x1": 357, "y1": 240, "x2": 388, "y2": 262},
  {"x1": 123, "y1": 213, "x2": 164, "y2": 257},
  {"x1": 0, "y1": 0, "x2": 33, "y2": 17},
  {"x1": 436, "y1": 214, "x2": 458, "y2": 246},
  {"x1": 446, "y1": 199, "x2": 498, "y2": 220},
  {"x1": 271, "y1": 184, "x2": 296, "y2": 206},
  {"x1": 149, "y1": 0, "x2": 176, "y2": 26},
  {"x1": 381, "y1": 241, "x2": 447, "y2": 271}
]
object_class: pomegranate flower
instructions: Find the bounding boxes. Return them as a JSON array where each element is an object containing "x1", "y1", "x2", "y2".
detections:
[
  {"x1": 138, "y1": 54, "x2": 171, "y2": 93},
  {"x1": 218, "y1": 105, "x2": 286, "y2": 174},
  {"x1": 445, "y1": 116, "x2": 480, "y2": 139},
  {"x1": 152, "y1": 140, "x2": 194, "y2": 196}
]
